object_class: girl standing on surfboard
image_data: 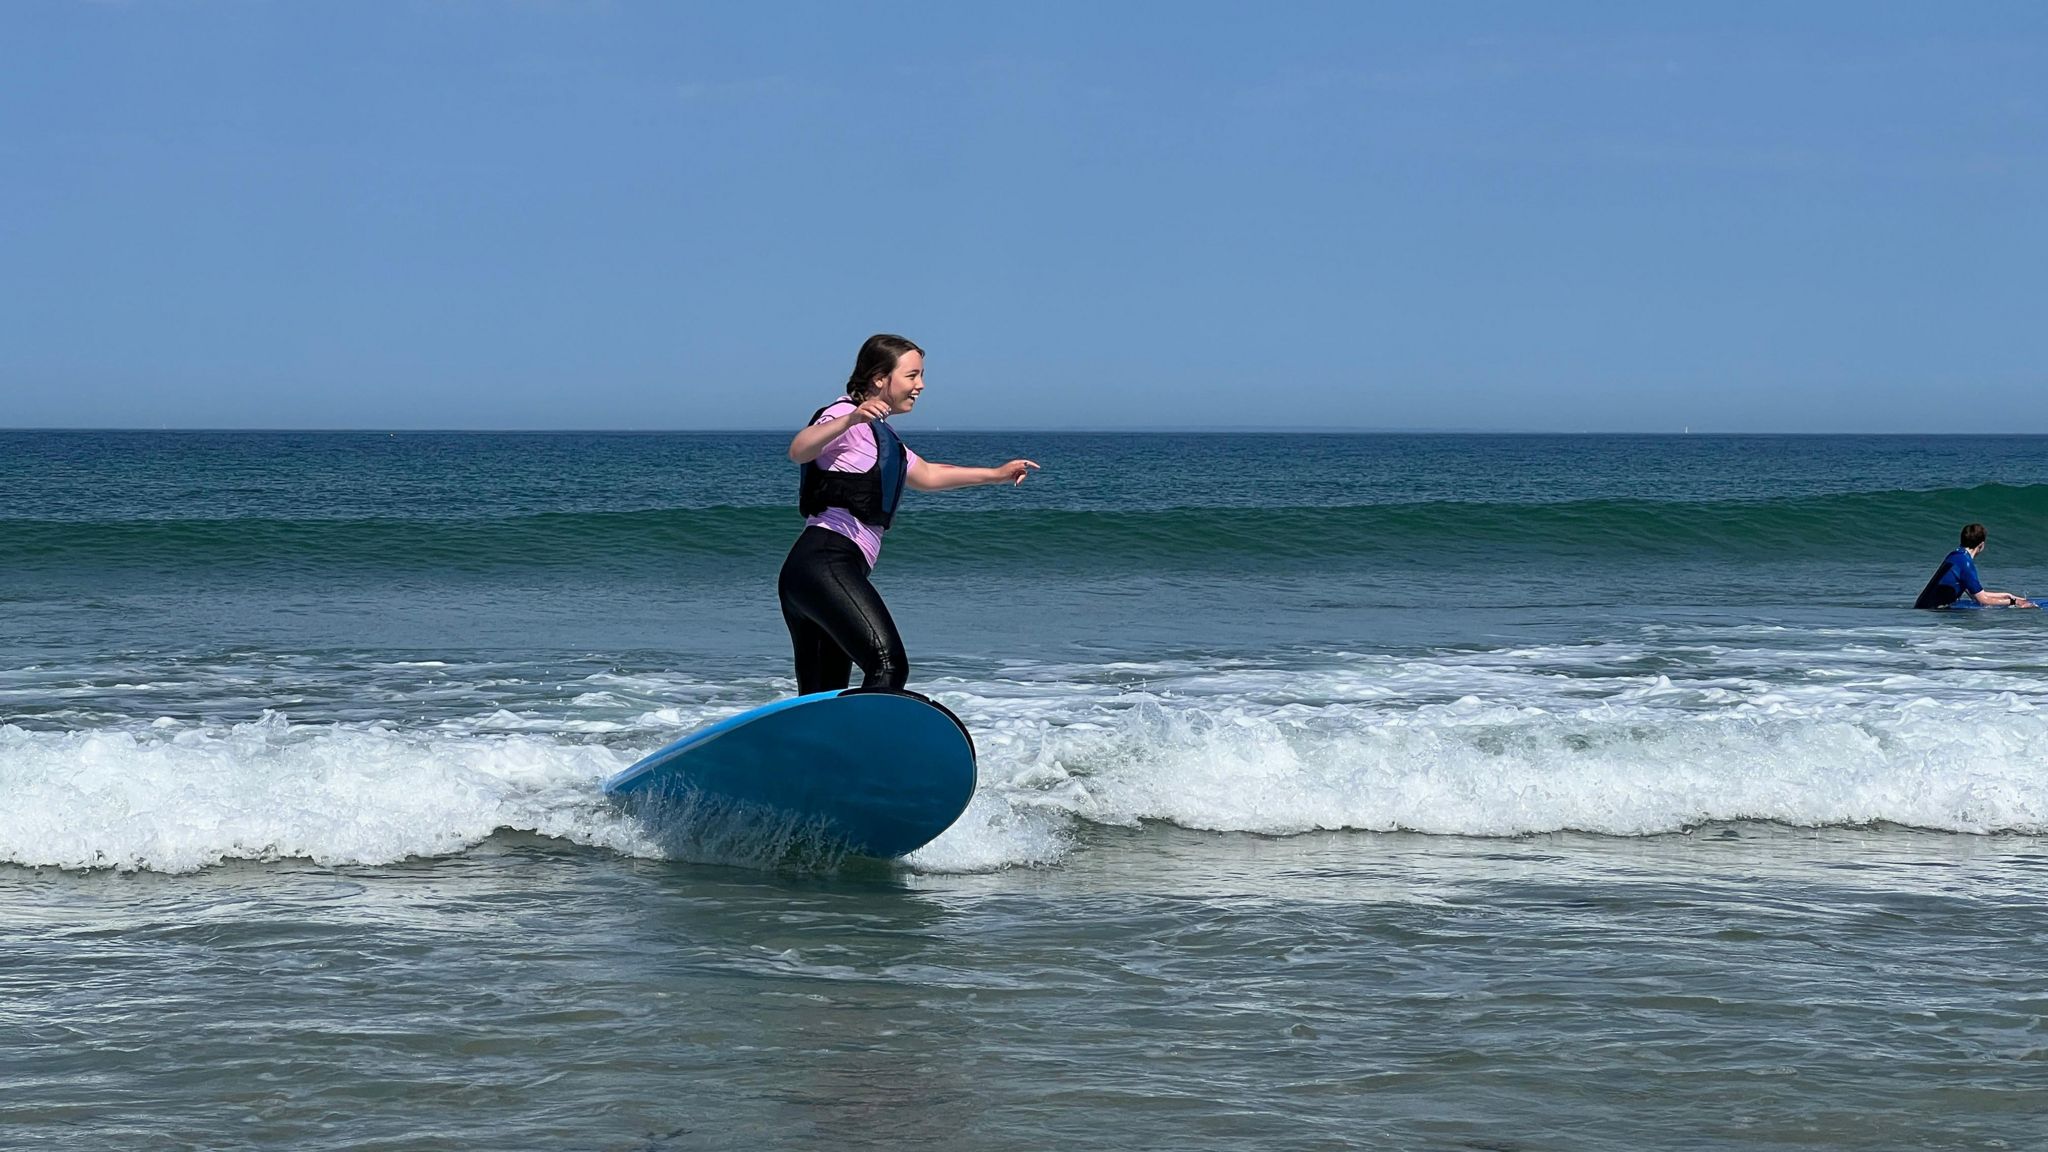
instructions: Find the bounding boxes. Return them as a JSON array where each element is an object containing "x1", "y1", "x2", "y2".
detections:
[{"x1": 781, "y1": 334, "x2": 1038, "y2": 695}]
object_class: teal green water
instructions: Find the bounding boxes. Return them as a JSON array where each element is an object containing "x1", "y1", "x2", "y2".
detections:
[
  {"x1": 10, "y1": 483, "x2": 2048, "y2": 571},
  {"x1": 4, "y1": 432, "x2": 2047, "y2": 1149}
]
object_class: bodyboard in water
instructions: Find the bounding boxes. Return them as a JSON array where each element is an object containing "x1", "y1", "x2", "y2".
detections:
[{"x1": 605, "y1": 688, "x2": 977, "y2": 860}]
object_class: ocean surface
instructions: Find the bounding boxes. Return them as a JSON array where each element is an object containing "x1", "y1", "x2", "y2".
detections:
[{"x1": 4, "y1": 430, "x2": 2047, "y2": 1149}]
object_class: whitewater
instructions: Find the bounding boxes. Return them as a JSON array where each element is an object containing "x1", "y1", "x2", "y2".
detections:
[{"x1": 8, "y1": 628, "x2": 2047, "y2": 874}]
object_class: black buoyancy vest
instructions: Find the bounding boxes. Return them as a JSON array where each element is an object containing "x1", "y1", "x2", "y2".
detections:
[{"x1": 797, "y1": 399, "x2": 909, "y2": 529}]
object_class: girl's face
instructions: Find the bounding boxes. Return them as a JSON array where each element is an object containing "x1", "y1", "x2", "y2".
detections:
[{"x1": 873, "y1": 350, "x2": 924, "y2": 414}]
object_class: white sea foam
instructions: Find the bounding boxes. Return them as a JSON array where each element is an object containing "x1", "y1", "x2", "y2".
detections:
[
  {"x1": 0, "y1": 714, "x2": 653, "y2": 873},
  {"x1": 5, "y1": 642, "x2": 2048, "y2": 873},
  {"x1": 942, "y1": 691, "x2": 2048, "y2": 847}
]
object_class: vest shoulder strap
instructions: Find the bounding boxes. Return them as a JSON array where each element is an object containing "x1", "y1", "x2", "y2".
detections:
[{"x1": 810, "y1": 397, "x2": 855, "y2": 424}]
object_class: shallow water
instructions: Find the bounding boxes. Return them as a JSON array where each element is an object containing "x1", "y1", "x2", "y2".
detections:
[{"x1": 5, "y1": 828, "x2": 2044, "y2": 1151}]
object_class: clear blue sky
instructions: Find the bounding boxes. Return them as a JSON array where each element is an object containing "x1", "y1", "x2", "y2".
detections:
[{"x1": 3, "y1": 3, "x2": 2043, "y2": 431}]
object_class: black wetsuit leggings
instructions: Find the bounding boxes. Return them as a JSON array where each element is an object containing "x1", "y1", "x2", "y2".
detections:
[{"x1": 778, "y1": 526, "x2": 909, "y2": 695}]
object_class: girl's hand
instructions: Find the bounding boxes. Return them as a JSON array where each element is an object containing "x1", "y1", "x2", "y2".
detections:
[
  {"x1": 850, "y1": 398, "x2": 893, "y2": 425},
  {"x1": 996, "y1": 460, "x2": 1040, "y2": 486}
]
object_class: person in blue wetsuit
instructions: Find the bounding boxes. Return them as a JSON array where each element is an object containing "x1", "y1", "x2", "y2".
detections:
[{"x1": 1914, "y1": 523, "x2": 2035, "y2": 609}]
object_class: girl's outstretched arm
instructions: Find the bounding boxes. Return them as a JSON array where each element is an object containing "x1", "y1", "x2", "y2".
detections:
[{"x1": 906, "y1": 459, "x2": 1039, "y2": 491}]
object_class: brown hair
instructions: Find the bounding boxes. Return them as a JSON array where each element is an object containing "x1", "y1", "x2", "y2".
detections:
[
  {"x1": 845, "y1": 334, "x2": 923, "y2": 401},
  {"x1": 1961, "y1": 523, "x2": 1987, "y2": 549}
]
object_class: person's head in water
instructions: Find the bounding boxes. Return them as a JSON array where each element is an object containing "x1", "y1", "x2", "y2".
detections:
[
  {"x1": 1962, "y1": 523, "x2": 1987, "y2": 554},
  {"x1": 845, "y1": 334, "x2": 925, "y2": 414}
]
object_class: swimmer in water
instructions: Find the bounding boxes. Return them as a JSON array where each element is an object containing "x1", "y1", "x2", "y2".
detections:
[{"x1": 1913, "y1": 523, "x2": 2035, "y2": 609}]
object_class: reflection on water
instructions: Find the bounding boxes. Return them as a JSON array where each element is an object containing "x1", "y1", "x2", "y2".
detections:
[{"x1": 4, "y1": 825, "x2": 2044, "y2": 1150}]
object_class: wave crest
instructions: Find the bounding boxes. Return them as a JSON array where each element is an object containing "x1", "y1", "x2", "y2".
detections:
[
  {"x1": 10, "y1": 482, "x2": 2047, "y2": 574},
  {"x1": 10, "y1": 678, "x2": 2043, "y2": 875}
]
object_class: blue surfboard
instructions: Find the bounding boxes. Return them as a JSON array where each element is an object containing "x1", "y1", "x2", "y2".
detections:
[{"x1": 605, "y1": 688, "x2": 977, "y2": 861}]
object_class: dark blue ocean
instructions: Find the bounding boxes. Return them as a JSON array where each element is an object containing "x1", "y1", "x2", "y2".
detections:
[{"x1": 5, "y1": 431, "x2": 2047, "y2": 1149}]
